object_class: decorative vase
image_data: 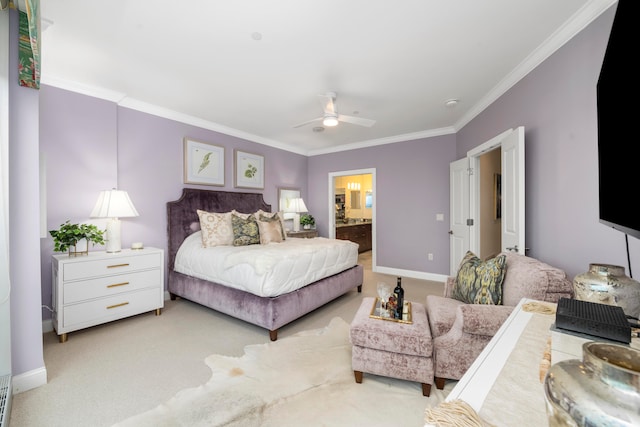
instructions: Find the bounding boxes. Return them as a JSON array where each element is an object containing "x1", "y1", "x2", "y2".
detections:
[
  {"x1": 544, "y1": 342, "x2": 640, "y2": 426},
  {"x1": 573, "y1": 263, "x2": 640, "y2": 318}
]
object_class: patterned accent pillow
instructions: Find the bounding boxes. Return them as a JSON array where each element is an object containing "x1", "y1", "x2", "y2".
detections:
[
  {"x1": 231, "y1": 213, "x2": 260, "y2": 246},
  {"x1": 231, "y1": 209, "x2": 251, "y2": 219},
  {"x1": 196, "y1": 210, "x2": 233, "y2": 247},
  {"x1": 257, "y1": 213, "x2": 284, "y2": 244},
  {"x1": 255, "y1": 209, "x2": 287, "y2": 240},
  {"x1": 452, "y1": 251, "x2": 507, "y2": 305}
]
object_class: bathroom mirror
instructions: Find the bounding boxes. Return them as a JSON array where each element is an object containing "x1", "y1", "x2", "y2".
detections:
[
  {"x1": 350, "y1": 190, "x2": 361, "y2": 209},
  {"x1": 365, "y1": 191, "x2": 372, "y2": 208}
]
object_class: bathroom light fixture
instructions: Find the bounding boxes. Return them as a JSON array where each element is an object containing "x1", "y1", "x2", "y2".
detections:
[
  {"x1": 347, "y1": 182, "x2": 361, "y2": 191},
  {"x1": 90, "y1": 189, "x2": 139, "y2": 253}
]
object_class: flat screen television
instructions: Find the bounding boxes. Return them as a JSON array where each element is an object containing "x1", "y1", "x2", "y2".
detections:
[{"x1": 597, "y1": 0, "x2": 640, "y2": 240}]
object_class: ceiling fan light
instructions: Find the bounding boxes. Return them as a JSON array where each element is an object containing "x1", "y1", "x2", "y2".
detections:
[{"x1": 323, "y1": 116, "x2": 339, "y2": 127}]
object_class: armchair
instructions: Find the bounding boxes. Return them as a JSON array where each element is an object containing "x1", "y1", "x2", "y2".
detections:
[{"x1": 425, "y1": 251, "x2": 574, "y2": 389}]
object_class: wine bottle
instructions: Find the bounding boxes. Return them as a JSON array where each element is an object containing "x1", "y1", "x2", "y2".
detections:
[{"x1": 394, "y1": 277, "x2": 404, "y2": 319}]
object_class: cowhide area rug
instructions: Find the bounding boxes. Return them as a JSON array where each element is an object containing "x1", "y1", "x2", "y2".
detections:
[{"x1": 113, "y1": 317, "x2": 453, "y2": 427}]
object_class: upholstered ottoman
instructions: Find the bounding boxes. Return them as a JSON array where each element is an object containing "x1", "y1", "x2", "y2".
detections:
[{"x1": 349, "y1": 297, "x2": 434, "y2": 396}]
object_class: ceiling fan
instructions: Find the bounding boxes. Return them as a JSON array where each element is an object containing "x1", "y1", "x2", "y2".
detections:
[{"x1": 293, "y1": 92, "x2": 376, "y2": 128}]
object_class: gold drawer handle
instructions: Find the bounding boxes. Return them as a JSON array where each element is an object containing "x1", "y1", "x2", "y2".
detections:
[
  {"x1": 106, "y1": 302, "x2": 129, "y2": 309},
  {"x1": 107, "y1": 282, "x2": 130, "y2": 288},
  {"x1": 107, "y1": 263, "x2": 130, "y2": 268}
]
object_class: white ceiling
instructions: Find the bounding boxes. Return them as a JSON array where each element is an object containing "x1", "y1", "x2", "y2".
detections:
[{"x1": 38, "y1": 0, "x2": 616, "y2": 156}]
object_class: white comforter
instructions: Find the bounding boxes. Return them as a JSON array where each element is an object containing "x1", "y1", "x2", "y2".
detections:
[{"x1": 174, "y1": 231, "x2": 359, "y2": 297}]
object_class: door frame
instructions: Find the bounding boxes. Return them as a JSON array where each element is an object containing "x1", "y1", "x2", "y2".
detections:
[
  {"x1": 450, "y1": 127, "x2": 525, "y2": 275},
  {"x1": 328, "y1": 168, "x2": 376, "y2": 266},
  {"x1": 466, "y1": 129, "x2": 513, "y2": 255}
]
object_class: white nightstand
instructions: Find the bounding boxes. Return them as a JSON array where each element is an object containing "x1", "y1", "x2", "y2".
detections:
[{"x1": 51, "y1": 247, "x2": 164, "y2": 343}]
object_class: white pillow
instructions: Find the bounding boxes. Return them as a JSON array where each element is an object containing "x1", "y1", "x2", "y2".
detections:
[
  {"x1": 257, "y1": 213, "x2": 284, "y2": 244},
  {"x1": 255, "y1": 209, "x2": 287, "y2": 240}
]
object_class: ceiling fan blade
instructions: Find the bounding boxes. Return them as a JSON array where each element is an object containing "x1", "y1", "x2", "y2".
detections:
[
  {"x1": 292, "y1": 117, "x2": 323, "y2": 128},
  {"x1": 338, "y1": 114, "x2": 376, "y2": 127}
]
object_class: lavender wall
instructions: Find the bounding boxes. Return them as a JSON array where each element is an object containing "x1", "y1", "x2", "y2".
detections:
[
  {"x1": 308, "y1": 135, "x2": 456, "y2": 275},
  {"x1": 39, "y1": 88, "x2": 308, "y2": 321},
  {"x1": 456, "y1": 6, "x2": 634, "y2": 280},
  {"x1": 14, "y1": 2, "x2": 624, "y2": 386},
  {"x1": 8, "y1": 9, "x2": 45, "y2": 384}
]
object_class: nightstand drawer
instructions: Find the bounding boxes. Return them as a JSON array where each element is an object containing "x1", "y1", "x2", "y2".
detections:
[
  {"x1": 63, "y1": 252, "x2": 162, "y2": 281},
  {"x1": 63, "y1": 269, "x2": 162, "y2": 304},
  {"x1": 63, "y1": 287, "x2": 162, "y2": 329}
]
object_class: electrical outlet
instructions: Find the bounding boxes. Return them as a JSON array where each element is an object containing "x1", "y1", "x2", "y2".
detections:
[
  {"x1": 436, "y1": 213, "x2": 444, "y2": 221},
  {"x1": 428, "y1": 253, "x2": 434, "y2": 261}
]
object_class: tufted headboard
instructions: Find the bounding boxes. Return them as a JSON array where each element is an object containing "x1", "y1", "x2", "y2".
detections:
[{"x1": 166, "y1": 188, "x2": 271, "y2": 271}]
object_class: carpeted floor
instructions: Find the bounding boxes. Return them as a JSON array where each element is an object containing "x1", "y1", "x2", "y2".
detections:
[
  {"x1": 113, "y1": 317, "x2": 453, "y2": 427},
  {"x1": 10, "y1": 251, "x2": 450, "y2": 426}
]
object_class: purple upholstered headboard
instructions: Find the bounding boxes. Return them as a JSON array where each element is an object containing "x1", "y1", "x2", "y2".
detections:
[{"x1": 166, "y1": 188, "x2": 271, "y2": 271}]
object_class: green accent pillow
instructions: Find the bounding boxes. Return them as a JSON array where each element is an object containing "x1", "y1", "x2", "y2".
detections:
[
  {"x1": 452, "y1": 251, "x2": 507, "y2": 305},
  {"x1": 231, "y1": 214, "x2": 260, "y2": 246}
]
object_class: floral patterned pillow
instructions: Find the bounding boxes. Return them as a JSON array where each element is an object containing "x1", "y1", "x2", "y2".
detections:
[
  {"x1": 196, "y1": 210, "x2": 233, "y2": 247},
  {"x1": 231, "y1": 213, "x2": 260, "y2": 246},
  {"x1": 452, "y1": 251, "x2": 507, "y2": 305}
]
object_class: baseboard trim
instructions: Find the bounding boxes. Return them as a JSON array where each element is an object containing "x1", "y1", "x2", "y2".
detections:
[
  {"x1": 12, "y1": 366, "x2": 47, "y2": 394},
  {"x1": 373, "y1": 266, "x2": 448, "y2": 283}
]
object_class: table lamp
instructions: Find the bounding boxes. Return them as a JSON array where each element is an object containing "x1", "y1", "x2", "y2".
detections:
[
  {"x1": 90, "y1": 189, "x2": 139, "y2": 253},
  {"x1": 287, "y1": 197, "x2": 308, "y2": 232}
]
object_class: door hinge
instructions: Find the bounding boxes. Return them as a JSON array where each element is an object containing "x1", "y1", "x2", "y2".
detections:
[
  {"x1": 467, "y1": 167, "x2": 474, "y2": 175},
  {"x1": 466, "y1": 218, "x2": 474, "y2": 226}
]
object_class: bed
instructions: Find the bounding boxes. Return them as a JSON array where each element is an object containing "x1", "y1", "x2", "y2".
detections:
[{"x1": 167, "y1": 188, "x2": 363, "y2": 340}]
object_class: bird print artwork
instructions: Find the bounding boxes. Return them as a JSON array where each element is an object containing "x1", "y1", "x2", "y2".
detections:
[{"x1": 198, "y1": 152, "x2": 212, "y2": 174}]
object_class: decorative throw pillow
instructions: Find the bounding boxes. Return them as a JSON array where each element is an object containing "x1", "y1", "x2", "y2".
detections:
[
  {"x1": 231, "y1": 210, "x2": 251, "y2": 219},
  {"x1": 452, "y1": 251, "x2": 507, "y2": 305},
  {"x1": 196, "y1": 210, "x2": 233, "y2": 247},
  {"x1": 255, "y1": 209, "x2": 287, "y2": 240},
  {"x1": 257, "y1": 214, "x2": 284, "y2": 244},
  {"x1": 231, "y1": 213, "x2": 260, "y2": 246}
]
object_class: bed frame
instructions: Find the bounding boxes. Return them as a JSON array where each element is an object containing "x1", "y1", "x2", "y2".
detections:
[{"x1": 167, "y1": 188, "x2": 363, "y2": 340}]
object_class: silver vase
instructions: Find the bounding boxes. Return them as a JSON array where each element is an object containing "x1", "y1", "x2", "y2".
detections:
[
  {"x1": 544, "y1": 342, "x2": 640, "y2": 426},
  {"x1": 573, "y1": 263, "x2": 640, "y2": 318}
]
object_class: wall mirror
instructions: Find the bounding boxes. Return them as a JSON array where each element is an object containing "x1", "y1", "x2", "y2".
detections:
[
  {"x1": 350, "y1": 190, "x2": 361, "y2": 209},
  {"x1": 365, "y1": 191, "x2": 372, "y2": 208}
]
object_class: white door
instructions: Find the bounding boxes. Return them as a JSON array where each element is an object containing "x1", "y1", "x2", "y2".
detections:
[
  {"x1": 449, "y1": 158, "x2": 470, "y2": 275},
  {"x1": 501, "y1": 127, "x2": 525, "y2": 254},
  {"x1": 449, "y1": 127, "x2": 525, "y2": 274}
]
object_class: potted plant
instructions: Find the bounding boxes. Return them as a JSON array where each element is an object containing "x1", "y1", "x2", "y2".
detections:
[
  {"x1": 300, "y1": 214, "x2": 315, "y2": 229},
  {"x1": 49, "y1": 220, "x2": 105, "y2": 256}
]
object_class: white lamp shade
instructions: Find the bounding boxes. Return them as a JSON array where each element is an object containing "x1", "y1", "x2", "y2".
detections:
[
  {"x1": 90, "y1": 190, "x2": 138, "y2": 253},
  {"x1": 285, "y1": 197, "x2": 308, "y2": 214},
  {"x1": 90, "y1": 190, "x2": 139, "y2": 219},
  {"x1": 285, "y1": 198, "x2": 308, "y2": 232}
]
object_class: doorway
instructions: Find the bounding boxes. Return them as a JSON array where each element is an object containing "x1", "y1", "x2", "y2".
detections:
[
  {"x1": 449, "y1": 127, "x2": 525, "y2": 274},
  {"x1": 328, "y1": 168, "x2": 376, "y2": 265}
]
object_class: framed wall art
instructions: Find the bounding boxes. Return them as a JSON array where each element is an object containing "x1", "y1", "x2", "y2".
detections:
[
  {"x1": 183, "y1": 138, "x2": 225, "y2": 186},
  {"x1": 234, "y1": 150, "x2": 264, "y2": 189},
  {"x1": 278, "y1": 187, "x2": 300, "y2": 220}
]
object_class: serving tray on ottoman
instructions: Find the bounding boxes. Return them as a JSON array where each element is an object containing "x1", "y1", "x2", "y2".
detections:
[{"x1": 350, "y1": 297, "x2": 434, "y2": 396}]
